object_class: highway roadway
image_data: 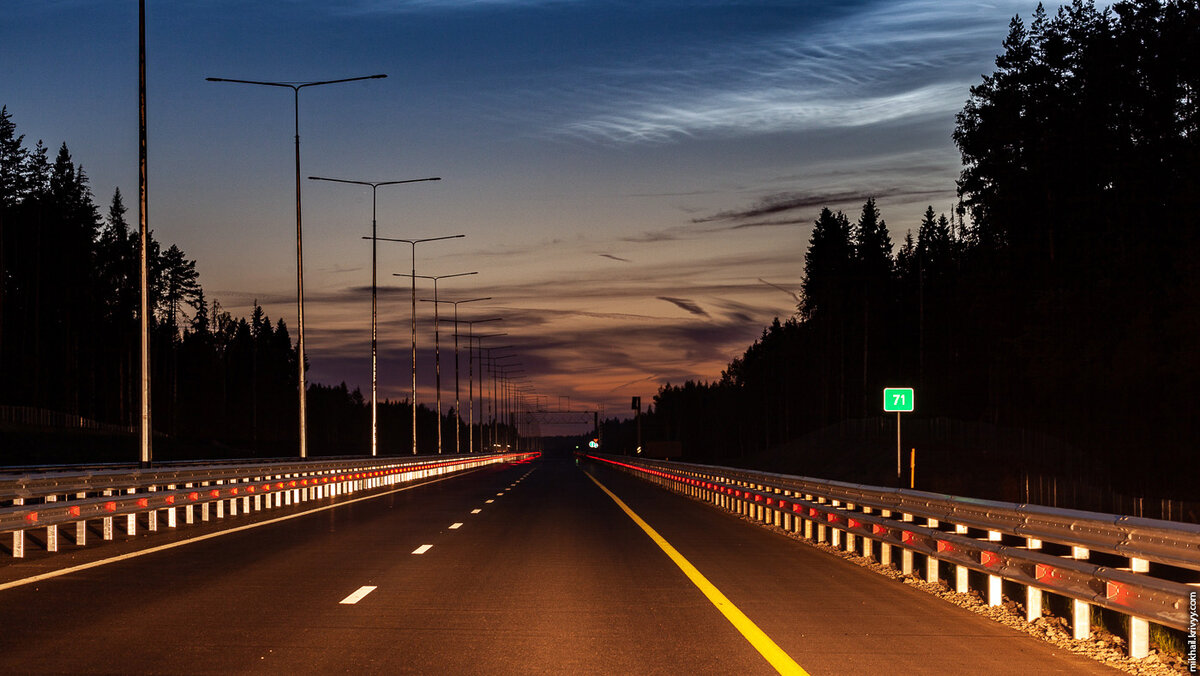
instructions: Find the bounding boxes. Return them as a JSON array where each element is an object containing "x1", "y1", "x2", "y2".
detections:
[{"x1": 0, "y1": 455, "x2": 1121, "y2": 674}]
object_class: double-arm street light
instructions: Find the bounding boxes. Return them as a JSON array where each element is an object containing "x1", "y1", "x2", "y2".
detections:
[
  {"x1": 376, "y1": 236, "x2": 464, "y2": 454},
  {"x1": 206, "y1": 72, "x2": 387, "y2": 458},
  {"x1": 463, "y1": 321, "x2": 503, "y2": 452},
  {"x1": 428, "y1": 298, "x2": 491, "y2": 453},
  {"x1": 307, "y1": 175, "x2": 441, "y2": 457},
  {"x1": 400, "y1": 271, "x2": 477, "y2": 454}
]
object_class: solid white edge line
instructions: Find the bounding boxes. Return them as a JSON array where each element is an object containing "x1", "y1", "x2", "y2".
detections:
[
  {"x1": 412, "y1": 544, "x2": 433, "y2": 555},
  {"x1": 0, "y1": 467, "x2": 486, "y2": 592},
  {"x1": 339, "y1": 585, "x2": 377, "y2": 605}
]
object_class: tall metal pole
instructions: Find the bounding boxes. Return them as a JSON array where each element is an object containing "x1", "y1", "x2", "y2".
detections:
[
  {"x1": 413, "y1": 272, "x2": 477, "y2": 453},
  {"x1": 374, "y1": 235, "x2": 462, "y2": 454},
  {"x1": 465, "y1": 323, "x2": 503, "y2": 452},
  {"x1": 206, "y1": 73, "x2": 387, "y2": 458},
  {"x1": 138, "y1": 0, "x2": 151, "y2": 465},
  {"x1": 430, "y1": 300, "x2": 490, "y2": 453},
  {"x1": 308, "y1": 176, "x2": 440, "y2": 456}
]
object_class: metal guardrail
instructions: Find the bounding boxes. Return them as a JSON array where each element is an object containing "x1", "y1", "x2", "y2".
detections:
[
  {"x1": 0, "y1": 452, "x2": 538, "y2": 559},
  {"x1": 587, "y1": 453, "x2": 1199, "y2": 660}
]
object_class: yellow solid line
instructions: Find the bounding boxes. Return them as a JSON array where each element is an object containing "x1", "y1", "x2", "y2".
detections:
[{"x1": 586, "y1": 472, "x2": 808, "y2": 676}]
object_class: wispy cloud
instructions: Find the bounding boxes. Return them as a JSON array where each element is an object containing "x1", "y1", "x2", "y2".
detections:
[
  {"x1": 657, "y1": 296, "x2": 709, "y2": 318},
  {"x1": 551, "y1": 1, "x2": 1031, "y2": 144}
]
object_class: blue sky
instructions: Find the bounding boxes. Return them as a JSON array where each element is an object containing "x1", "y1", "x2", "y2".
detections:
[{"x1": 2, "y1": 0, "x2": 1041, "y2": 421}]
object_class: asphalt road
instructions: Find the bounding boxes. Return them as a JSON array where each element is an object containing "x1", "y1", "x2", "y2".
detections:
[{"x1": 0, "y1": 455, "x2": 1121, "y2": 675}]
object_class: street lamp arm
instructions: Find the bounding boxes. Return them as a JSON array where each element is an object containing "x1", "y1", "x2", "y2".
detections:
[
  {"x1": 310, "y1": 176, "x2": 441, "y2": 187},
  {"x1": 376, "y1": 234, "x2": 464, "y2": 244},
  {"x1": 298, "y1": 74, "x2": 387, "y2": 89}
]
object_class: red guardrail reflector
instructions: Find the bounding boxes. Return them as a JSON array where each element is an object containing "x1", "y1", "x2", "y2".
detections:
[
  {"x1": 68, "y1": 505, "x2": 82, "y2": 517},
  {"x1": 246, "y1": 485, "x2": 255, "y2": 493},
  {"x1": 809, "y1": 508, "x2": 820, "y2": 518},
  {"x1": 902, "y1": 531, "x2": 916, "y2": 545},
  {"x1": 1106, "y1": 581, "x2": 1130, "y2": 604},
  {"x1": 300, "y1": 480, "x2": 308, "y2": 486},
  {"x1": 937, "y1": 540, "x2": 953, "y2": 553},
  {"x1": 981, "y1": 551, "x2": 1002, "y2": 568},
  {"x1": 848, "y1": 518, "x2": 861, "y2": 529},
  {"x1": 792, "y1": 503, "x2": 802, "y2": 512},
  {"x1": 779, "y1": 500, "x2": 789, "y2": 511},
  {"x1": 207, "y1": 489, "x2": 219, "y2": 499},
  {"x1": 827, "y1": 513, "x2": 839, "y2": 523},
  {"x1": 276, "y1": 482, "x2": 286, "y2": 490},
  {"x1": 261, "y1": 484, "x2": 271, "y2": 492},
  {"x1": 24, "y1": 511, "x2": 38, "y2": 523},
  {"x1": 137, "y1": 498, "x2": 149, "y2": 508},
  {"x1": 164, "y1": 495, "x2": 176, "y2": 505},
  {"x1": 231, "y1": 487, "x2": 240, "y2": 495},
  {"x1": 872, "y1": 524, "x2": 887, "y2": 535},
  {"x1": 105, "y1": 501, "x2": 117, "y2": 512},
  {"x1": 289, "y1": 481, "x2": 297, "y2": 488},
  {"x1": 1035, "y1": 563, "x2": 1060, "y2": 583},
  {"x1": 188, "y1": 492, "x2": 199, "y2": 501}
]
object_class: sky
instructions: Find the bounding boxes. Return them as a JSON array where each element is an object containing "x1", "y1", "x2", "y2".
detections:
[{"x1": 1, "y1": 0, "x2": 1045, "y2": 427}]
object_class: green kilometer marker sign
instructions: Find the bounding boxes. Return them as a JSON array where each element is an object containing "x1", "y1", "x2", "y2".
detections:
[{"x1": 883, "y1": 388, "x2": 914, "y2": 413}]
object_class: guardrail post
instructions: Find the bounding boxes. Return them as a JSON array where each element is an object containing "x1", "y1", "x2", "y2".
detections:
[
  {"x1": 862, "y1": 507, "x2": 874, "y2": 560},
  {"x1": 956, "y1": 525, "x2": 971, "y2": 593},
  {"x1": 830, "y1": 501, "x2": 842, "y2": 548},
  {"x1": 901, "y1": 513, "x2": 914, "y2": 575},
  {"x1": 773, "y1": 489, "x2": 782, "y2": 528},
  {"x1": 166, "y1": 485, "x2": 177, "y2": 528},
  {"x1": 185, "y1": 483, "x2": 195, "y2": 524},
  {"x1": 216, "y1": 481, "x2": 225, "y2": 519},
  {"x1": 845, "y1": 502, "x2": 857, "y2": 554},
  {"x1": 880, "y1": 509, "x2": 893, "y2": 565},
  {"x1": 12, "y1": 498, "x2": 24, "y2": 557},
  {"x1": 103, "y1": 490, "x2": 114, "y2": 539},
  {"x1": 254, "y1": 478, "x2": 263, "y2": 511},
  {"x1": 126, "y1": 488, "x2": 137, "y2": 536},
  {"x1": 201, "y1": 482, "x2": 211, "y2": 521},
  {"x1": 45, "y1": 495, "x2": 58, "y2": 552},
  {"x1": 1128, "y1": 557, "x2": 1150, "y2": 658},
  {"x1": 987, "y1": 531, "x2": 1003, "y2": 605},
  {"x1": 1071, "y1": 546, "x2": 1091, "y2": 640},
  {"x1": 147, "y1": 486, "x2": 158, "y2": 532},
  {"x1": 782, "y1": 491, "x2": 792, "y2": 531},
  {"x1": 925, "y1": 518, "x2": 939, "y2": 584},
  {"x1": 817, "y1": 497, "x2": 828, "y2": 543},
  {"x1": 1024, "y1": 538, "x2": 1042, "y2": 619},
  {"x1": 76, "y1": 492, "x2": 87, "y2": 544}
]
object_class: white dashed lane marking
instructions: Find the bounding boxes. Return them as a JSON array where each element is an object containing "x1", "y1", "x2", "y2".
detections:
[
  {"x1": 340, "y1": 586, "x2": 377, "y2": 605},
  {"x1": 413, "y1": 544, "x2": 433, "y2": 555}
]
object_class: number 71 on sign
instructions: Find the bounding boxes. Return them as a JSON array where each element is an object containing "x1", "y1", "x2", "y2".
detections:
[{"x1": 883, "y1": 388, "x2": 914, "y2": 413}]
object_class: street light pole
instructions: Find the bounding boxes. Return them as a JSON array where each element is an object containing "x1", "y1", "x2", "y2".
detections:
[
  {"x1": 409, "y1": 271, "x2": 477, "y2": 453},
  {"x1": 376, "y1": 235, "x2": 463, "y2": 454},
  {"x1": 206, "y1": 72, "x2": 386, "y2": 458},
  {"x1": 428, "y1": 298, "x2": 491, "y2": 453},
  {"x1": 138, "y1": 0, "x2": 151, "y2": 465},
  {"x1": 307, "y1": 175, "x2": 440, "y2": 456},
  {"x1": 464, "y1": 322, "x2": 503, "y2": 452}
]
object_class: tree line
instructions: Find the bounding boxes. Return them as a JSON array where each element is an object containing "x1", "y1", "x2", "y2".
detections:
[
  {"x1": 616, "y1": 0, "x2": 1198, "y2": 502},
  {"x1": 0, "y1": 106, "x2": 499, "y2": 461}
]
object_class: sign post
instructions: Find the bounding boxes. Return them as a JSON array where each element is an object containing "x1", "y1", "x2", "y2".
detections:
[{"x1": 883, "y1": 388, "x2": 914, "y2": 487}]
